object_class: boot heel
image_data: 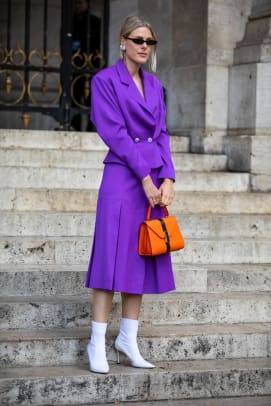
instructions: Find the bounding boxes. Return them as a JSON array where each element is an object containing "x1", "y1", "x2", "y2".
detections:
[{"x1": 116, "y1": 349, "x2": 120, "y2": 364}]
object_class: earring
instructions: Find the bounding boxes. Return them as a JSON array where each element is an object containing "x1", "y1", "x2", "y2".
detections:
[{"x1": 120, "y1": 43, "x2": 126, "y2": 52}]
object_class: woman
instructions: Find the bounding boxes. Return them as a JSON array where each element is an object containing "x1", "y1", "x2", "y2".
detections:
[{"x1": 85, "y1": 15, "x2": 176, "y2": 374}]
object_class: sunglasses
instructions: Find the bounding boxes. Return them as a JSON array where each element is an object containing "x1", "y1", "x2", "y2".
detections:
[{"x1": 124, "y1": 36, "x2": 157, "y2": 46}]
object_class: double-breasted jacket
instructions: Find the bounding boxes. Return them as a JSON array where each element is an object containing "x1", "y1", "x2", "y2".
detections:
[{"x1": 90, "y1": 59, "x2": 175, "y2": 182}]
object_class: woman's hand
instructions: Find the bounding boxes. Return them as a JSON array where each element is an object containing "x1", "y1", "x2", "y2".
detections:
[
  {"x1": 159, "y1": 178, "x2": 174, "y2": 206},
  {"x1": 142, "y1": 175, "x2": 161, "y2": 208}
]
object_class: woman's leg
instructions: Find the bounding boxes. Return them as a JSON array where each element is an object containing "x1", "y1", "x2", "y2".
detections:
[
  {"x1": 115, "y1": 293, "x2": 154, "y2": 368},
  {"x1": 121, "y1": 293, "x2": 142, "y2": 319},
  {"x1": 88, "y1": 288, "x2": 114, "y2": 374},
  {"x1": 93, "y1": 288, "x2": 114, "y2": 322}
]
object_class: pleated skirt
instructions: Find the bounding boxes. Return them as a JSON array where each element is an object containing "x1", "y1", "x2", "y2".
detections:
[{"x1": 85, "y1": 162, "x2": 176, "y2": 294}]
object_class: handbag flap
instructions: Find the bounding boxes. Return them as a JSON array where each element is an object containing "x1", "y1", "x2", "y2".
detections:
[
  {"x1": 143, "y1": 219, "x2": 165, "y2": 239},
  {"x1": 144, "y1": 216, "x2": 179, "y2": 239}
]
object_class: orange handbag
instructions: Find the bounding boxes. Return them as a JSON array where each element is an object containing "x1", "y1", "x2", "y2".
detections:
[{"x1": 138, "y1": 205, "x2": 185, "y2": 256}]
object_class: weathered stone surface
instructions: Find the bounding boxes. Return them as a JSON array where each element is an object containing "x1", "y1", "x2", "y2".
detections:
[
  {"x1": 170, "y1": 135, "x2": 190, "y2": 152},
  {"x1": 0, "y1": 148, "x2": 228, "y2": 172},
  {"x1": 224, "y1": 135, "x2": 252, "y2": 172},
  {"x1": 0, "y1": 149, "x2": 107, "y2": 169},
  {"x1": 0, "y1": 359, "x2": 270, "y2": 405},
  {"x1": 0, "y1": 129, "x2": 189, "y2": 153},
  {"x1": 173, "y1": 152, "x2": 227, "y2": 171},
  {"x1": 1, "y1": 128, "x2": 270, "y2": 404},
  {"x1": 1, "y1": 264, "x2": 271, "y2": 296},
  {"x1": 94, "y1": 397, "x2": 271, "y2": 406},
  {"x1": 5, "y1": 189, "x2": 271, "y2": 213},
  {"x1": 167, "y1": 65, "x2": 206, "y2": 139},
  {"x1": 172, "y1": 191, "x2": 271, "y2": 214},
  {"x1": 0, "y1": 323, "x2": 270, "y2": 368},
  {"x1": 251, "y1": 136, "x2": 271, "y2": 174},
  {"x1": 13, "y1": 189, "x2": 98, "y2": 212},
  {"x1": 221, "y1": 134, "x2": 271, "y2": 190},
  {"x1": 0, "y1": 166, "x2": 250, "y2": 192},
  {"x1": 229, "y1": 63, "x2": 271, "y2": 133},
  {"x1": 0, "y1": 167, "x2": 103, "y2": 189},
  {"x1": 0, "y1": 239, "x2": 55, "y2": 265},
  {"x1": 0, "y1": 130, "x2": 99, "y2": 150},
  {"x1": 251, "y1": 174, "x2": 271, "y2": 192},
  {"x1": 0, "y1": 189, "x2": 15, "y2": 210},
  {"x1": 206, "y1": 66, "x2": 228, "y2": 130},
  {"x1": 1, "y1": 212, "x2": 270, "y2": 239},
  {"x1": 0, "y1": 212, "x2": 95, "y2": 237},
  {"x1": 1, "y1": 236, "x2": 271, "y2": 265},
  {"x1": 229, "y1": 64, "x2": 257, "y2": 132},
  {"x1": 0, "y1": 265, "x2": 206, "y2": 295},
  {"x1": 207, "y1": 0, "x2": 253, "y2": 66},
  {"x1": 0, "y1": 149, "x2": 230, "y2": 172},
  {"x1": 256, "y1": 64, "x2": 271, "y2": 129},
  {"x1": 54, "y1": 237, "x2": 271, "y2": 265},
  {"x1": 1, "y1": 292, "x2": 271, "y2": 329},
  {"x1": 207, "y1": 264, "x2": 271, "y2": 292},
  {"x1": 174, "y1": 239, "x2": 271, "y2": 264},
  {"x1": 251, "y1": 0, "x2": 271, "y2": 16},
  {"x1": 234, "y1": 13, "x2": 271, "y2": 64},
  {"x1": 108, "y1": 0, "x2": 138, "y2": 65},
  {"x1": 174, "y1": 172, "x2": 249, "y2": 192}
]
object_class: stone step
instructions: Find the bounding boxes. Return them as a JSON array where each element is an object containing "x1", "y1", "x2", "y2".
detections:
[
  {"x1": 0, "y1": 129, "x2": 190, "y2": 153},
  {"x1": 88, "y1": 398, "x2": 271, "y2": 406},
  {"x1": 1, "y1": 212, "x2": 271, "y2": 239},
  {"x1": 0, "y1": 148, "x2": 228, "y2": 172},
  {"x1": 3, "y1": 189, "x2": 271, "y2": 214},
  {"x1": 0, "y1": 188, "x2": 271, "y2": 214},
  {"x1": 0, "y1": 166, "x2": 249, "y2": 192},
  {"x1": 0, "y1": 358, "x2": 270, "y2": 405},
  {"x1": 1, "y1": 236, "x2": 270, "y2": 265},
  {"x1": 1, "y1": 264, "x2": 270, "y2": 296},
  {"x1": 1, "y1": 292, "x2": 270, "y2": 329},
  {"x1": 0, "y1": 322, "x2": 270, "y2": 368}
]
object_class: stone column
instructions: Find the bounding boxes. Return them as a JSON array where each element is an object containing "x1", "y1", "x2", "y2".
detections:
[{"x1": 225, "y1": 0, "x2": 271, "y2": 191}]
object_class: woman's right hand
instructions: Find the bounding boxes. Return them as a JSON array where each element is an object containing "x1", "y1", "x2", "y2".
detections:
[{"x1": 142, "y1": 175, "x2": 161, "y2": 208}]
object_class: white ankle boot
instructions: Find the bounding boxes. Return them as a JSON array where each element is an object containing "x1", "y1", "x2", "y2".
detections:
[
  {"x1": 115, "y1": 318, "x2": 155, "y2": 368},
  {"x1": 87, "y1": 321, "x2": 109, "y2": 374}
]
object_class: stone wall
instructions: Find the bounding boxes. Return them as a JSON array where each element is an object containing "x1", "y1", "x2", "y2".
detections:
[
  {"x1": 1, "y1": 0, "x2": 270, "y2": 191},
  {"x1": 202, "y1": 0, "x2": 253, "y2": 153},
  {"x1": 108, "y1": 0, "x2": 254, "y2": 153},
  {"x1": 225, "y1": 0, "x2": 271, "y2": 191},
  {"x1": 108, "y1": 0, "x2": 207, "y2": 139}
]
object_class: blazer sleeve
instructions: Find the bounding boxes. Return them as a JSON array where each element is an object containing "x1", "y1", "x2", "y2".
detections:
[
  {"x1": 157, "y1": 86, "x2": 176, "y2": 181},
  {"x1": 90, "y1": 74, "x2": 151, "y2": 180}
]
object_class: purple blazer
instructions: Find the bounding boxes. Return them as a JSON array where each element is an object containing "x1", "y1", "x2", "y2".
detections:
[{"x1": 90, "y1": 59, "x2": 175, "y2": 181}]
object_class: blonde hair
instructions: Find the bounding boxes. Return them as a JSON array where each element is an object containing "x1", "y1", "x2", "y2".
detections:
[{"x1": 119, "y1": 16, "x2": 157, "y2": 72}]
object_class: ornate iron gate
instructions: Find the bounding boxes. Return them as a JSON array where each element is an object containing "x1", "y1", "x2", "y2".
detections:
[{"x1": 0, "y1": 0, "x2": 109, "y2": 130}]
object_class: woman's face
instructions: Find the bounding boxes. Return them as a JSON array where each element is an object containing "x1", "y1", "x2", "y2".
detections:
[{"x1": 121, "y1": 26, "x2": 154, "y2": 67}]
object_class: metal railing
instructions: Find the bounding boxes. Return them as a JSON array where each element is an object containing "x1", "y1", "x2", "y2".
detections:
[{"x1": 0, "y1": 0, "x2": 108, "y2": 130}]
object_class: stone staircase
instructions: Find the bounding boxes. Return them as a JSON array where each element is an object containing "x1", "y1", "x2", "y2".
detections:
[{"x1": 0, "y1": 129, "x2": 271, "y2": 406}]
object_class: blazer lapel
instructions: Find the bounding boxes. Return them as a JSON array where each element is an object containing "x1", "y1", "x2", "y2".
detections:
[
  {"x1": 115, "y1": 59, "x2": 156, "y2": 117},
  {"x1": 141, "y1": 68, "x2": 157, "y2": 115}
]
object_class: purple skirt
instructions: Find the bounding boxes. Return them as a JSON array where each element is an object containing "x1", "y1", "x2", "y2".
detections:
[{"x1": 85, "y1": 163, "x2": 176, "y2": 294}]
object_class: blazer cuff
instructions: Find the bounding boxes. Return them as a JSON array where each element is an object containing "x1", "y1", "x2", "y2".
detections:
[{"x1": 158, "y1": 165, "x2": 175, "y2": 182}]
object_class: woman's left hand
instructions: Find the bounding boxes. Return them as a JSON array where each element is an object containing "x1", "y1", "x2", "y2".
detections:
[{"x1": 159, "y1": 178, "x2": 174, "y2": 206}]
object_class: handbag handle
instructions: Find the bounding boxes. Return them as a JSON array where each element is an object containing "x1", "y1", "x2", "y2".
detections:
[{"x1": 146, "y1": 205, "x2": 169, "y2": 220}]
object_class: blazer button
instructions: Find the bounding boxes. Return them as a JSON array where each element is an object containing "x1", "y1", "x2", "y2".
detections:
[
  {"x1": 134, "y1": 137, "x2": 140, "y2": 143},
  {"x1": 147, "y1": 137, "x2": 153, "y2": 143}
]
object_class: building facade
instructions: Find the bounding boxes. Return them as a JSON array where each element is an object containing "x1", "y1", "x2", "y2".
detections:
[{"x1": 0, "y1": 0, "x2": 271, "y2": 190}]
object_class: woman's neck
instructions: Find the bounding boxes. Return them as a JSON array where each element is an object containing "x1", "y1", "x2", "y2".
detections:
[{"x1": 123, "y1": 58, "x2": 141, "y2": 79}]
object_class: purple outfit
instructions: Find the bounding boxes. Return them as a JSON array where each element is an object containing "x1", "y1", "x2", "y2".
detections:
[{"x1": 85, "y1": 59, "x2": 176, "y2": 294}]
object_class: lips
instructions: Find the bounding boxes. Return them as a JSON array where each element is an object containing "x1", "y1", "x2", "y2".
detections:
[{"x1": 138, "y1": 53, "x2": 148, "y2": 57}]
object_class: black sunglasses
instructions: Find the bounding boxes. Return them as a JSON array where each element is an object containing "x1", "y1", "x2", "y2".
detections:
[{"x1": 124, "y1": 36, "x2": 157, "y2": 46}]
